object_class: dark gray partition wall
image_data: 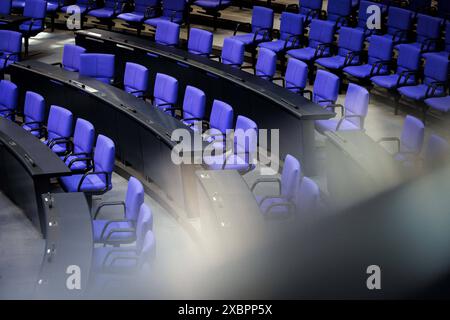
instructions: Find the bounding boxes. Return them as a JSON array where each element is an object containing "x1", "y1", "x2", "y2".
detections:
[
  {"x1": 0, "y1": 117, "x2": 71, "y2": 236},
  {"x1": 75, "y1": 29, "x2": 334, "y2": 175},
  {"x1": 9, "y1": 61, "x2": 204, "y2": 215}
]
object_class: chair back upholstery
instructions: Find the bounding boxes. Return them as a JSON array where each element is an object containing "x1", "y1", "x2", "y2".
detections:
[
  {"x1": 400, "y1": 115, "x2": 425, "y2": 154},
  {"x1": 79, "y1": 53, "x2": 115, "y2": 84},
  {"x1": 62, "y1": 44, "x2": 86, "y2": 72},
  {"x1": 188, "y1": 28, "x2": 213, "y2": 56},
  {"x1": 125, "y1": 177, "x2": 145, "y2": 222},
  {"x1": 124, "y1": 62, "x2": 149, "y2": 97}
]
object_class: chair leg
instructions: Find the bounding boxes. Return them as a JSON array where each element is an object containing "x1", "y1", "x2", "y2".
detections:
[
  {"x1": 51, "y1": 13, "x2": 55, "y2": 32},
  {"x1": 394, "y1": 94, "x2": 401, "y2": 115},
  {"x1": 213, "y1": 12, "x2": 217, "y2": 31},
  {"x1": 24, "y1": 36, "x2": 29, "y2": 56},
  {"x1": 422, "y1": 103, "x2": 428, "y2": 124}
]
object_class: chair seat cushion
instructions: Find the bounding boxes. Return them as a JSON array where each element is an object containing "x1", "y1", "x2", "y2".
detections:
[
  {"x1": 398, "y1": 84, "x2": 444, "y2": 101},
  {"x1": 425, "y1": 96, "x2": 450, "y2": 112},
  {"x1": 287, "y1": 47, "x2": 321, "y2": 62},
  {"x1": 205, "y1": 154, "x2": 253, "y2": 171},
  {"x1": 230, "y1": 33, "x2": 266, "y2": 45},
  {"x1": 19, "y1": 21, "x2": 44, "y2": 32},
  {"x1": 259, "y1": 40, "x2": 294, "y2": 53},
  {"x1": 194, "y1": 0, "x2": 231, "y2": 9},
  {"x1": 144, "y1": 16, "x2": 183, "y2": 27},
  {"x1": 117, "y1": 11, "x2": 145, "y2": 22},
  {"x1": 22, "y1": 124, "x2": 41, "y2": 137},
  {"x1": 92, "y1": 220, "x2": 135, "y2": 243},
  {"x1": 88, "y1": 8, "x2": 115, "y2": 18},
  {"x1": 371, "y1": 74, "x2": 415, "y2": 89},
  {"x1": 316, "y1": 56, "x2": 350, "y2": 70},
  {"x1": 315, "y1": 119, "x2": 360, "y2": 134},
  {"x1": 60, "y1": 173, "x2": 107, "y2": 192},
  {"x1": 344, "y1": 64, "x2": 385, "y2": 79}
]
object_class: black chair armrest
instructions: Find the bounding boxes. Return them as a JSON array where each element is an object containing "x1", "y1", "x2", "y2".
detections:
[
  {"x1": 250, "y1": 177, "x2": 281, "y2": 192},
  {"x1": 302, "y1": 89, "x2": 313, "y2": 101},
  {"x1": 94, "y1": 201, "x2": 126, "y2": 219},
  {"x1": 99, "y1": 219, "x2": 134, "y2": 240},
  {"x1": 77, "y1": 171, "x2": 110, "y2": 193},
  {"x1": 325, "y1": 103, "x2": 345, "y2": 116},
  {"x1": 233, "y1": 22, "x2": 251, "y2": 36}
]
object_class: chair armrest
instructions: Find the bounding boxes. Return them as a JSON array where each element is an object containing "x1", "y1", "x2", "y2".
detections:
[
  {"x1": 94, "y1": 201, "x2": 126, "y2": 219},
  {"x1": 425, "y1": 81, "x2": 447, "y2": 99},
  {"x1": 314, "y1": 43, "x2": 332, "y2": 58},
  {"x1": 51, "y1": 62, "x2": 62, "y2": 67},
  {"x1": 344, "y1": 51, "x2": 363, "y2": 67},
  {"x1": 253, "y1": 27, "x2": 272, "y2": 43},
  {"x1": 104, "y1": 227, "x2": 136, "y2": 243},
  {"x1": 336, "y1": 114, "x2": 363, "y2": 130},
  {"x1": 302, "y1": 89, "x2": 313, "y2": 101},
  {"x1": 258, "y1": 195, "x2": 285, "y2": 206},
  {"x1": 377, "y1": 137, "x2": 401, "y2": 152},
  {"x1": 77, "y1": 171, "x2": 110, "y2": 193},
  {"x1": 370, "y1": 60, "x2": 392, "y2": 77},
  {"x1": 396, "y1": 70, "x2": 418, "y2": 87},
  {"x1": 250, "y1": 177, "x2": 281, "y2": 192},
  {"x1": 47, "y1": 137, "x2": 71, "y2": 149},
  {"x1": 99, "y1": 219, "x2": 134, "y2": 240},
  {"x1": 67, "y1": 156, "x2": 93, "y2": 170},
  {"x1": 283, "y1": 34, "x2": 302, "y2": 50},
  {"x1": 233, "y1": 22, "x2": 250, "y2": 36},
  {"x1": 325, "y1": 104, "x2": 344, "y2": 116},
  {"x1": 1, "y1": 52, "x2": 20, "y2": 70}
]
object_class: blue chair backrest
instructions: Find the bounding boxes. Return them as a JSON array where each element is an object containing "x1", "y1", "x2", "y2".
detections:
[
  {"x1": 294, "y1": 177, "x2": 320, "y2": 213},
  {"x1": 281, "y1": 154, "x2": 301, "y2": 200},
  {"x1": 47, "y1": 105, "x2": 73, "y2": 141},
  {"x1": 23, "y1": 91, "x2": 45, "y2": 126},
  {"x1": 345, "y1": 83, "x2": 369, "y2": 129},
  {"x1": 0, "y1": 0, "x2": 12, "y2": 14},
  {"x1": 386, "y1": 6, "x2": 413, "y2": 37},
  {"x1": 367, "y1": 35, "x2": 393, "y2": 70},
  {"x1": 162, "y1": 0, "x2": 185, "y2": 22},
  {"x1": 153, "y1": 73, "x2": 178, "y2": 110},
  {"x1": 308, "y1": 19, "x2": 335, "y2": 50},
  {"x1": 155, "y1": 20, "x2": 180, "y2": 46},
  {"x1": 139, "y1": 230, "x2": 156, "y2": 268},
  {"x1": 251, "y1": 6, "x2": 274, "y2": 33},
  {"x1": 135, "y1": 204, "x2": 153, "y2": 252},
  {"x1": 182, "y1": 85, "x2": 206, "y2": 120},
  {"x1": 188, "y1": 28, "x2": 213, "y2": 56},
  {"x1": 93, "y1": 134, "x2": 115, "y2": 188},
  {"x1": 79, "y1": 53, "x2": 115, "y2": 84},
  {"x1": 234, "y1": 115, "x2": 258, "y2": 158},
  {"x1": 327, "y1": 0, "x2": 352, "y2": 22},
  {"x1": 73, "y1": 118, "x2": 95, "y2": 156},
  {"x1": 255, "y1": 48, "x2": 276, "y2": 79},
  {"x1": 400, "y1": 115, "x2": 424, "y2": 154},
  {"x1": 23, "y1": 0, "x2": 46, "y2": 19},
  {"x1": 285, "y1": 58, "x2": 308, "y2": 93},
  {"x1": 299, "y1": 0, "x2": 323, "y2": 16},
  {"x1": 221, "y1": 38, "x2": 244, "y2": 67},
  {"x1": 209, "y1": 99, "x2": 234, "y2": 134},
  {"x1": 134, "y1": 0, "x2": 159, "y2": 13},
  {"x1": 62, "y1": 44, "x2": 86, "y2": 72},
  {"x1": 423, "y1": 54, "x2": 449, "y2": 86},
  {"x1": 0, "y1": 80, "x2": 18, "y2": 119},
  {"x1": 125, "y1": 176, "x2": 145, "y2": 222},
  {"x1": 124, "y1": 62, "x2": 149, "y2": 97},
  {"x1": 337, "y1": 27, "x2": 365, "y2": 58},
  {"x1": 313, "y1": 70, "x2": 340, "y2": 105},
  {"x1": 279, "y1": 12, "x2": 303, "y2": 41},
  {"x1": 395, "y1": 44, "x2": 421, "y2": 75},
  {"x1": 425, "y1": 134, "x2": 450, "y2": 167},
  {"x1": 0, "y1": 30, "x2": 22, "y2": 60},
  {"x1": 415, "y1": 14, "x2": 442, "y2": 45}
]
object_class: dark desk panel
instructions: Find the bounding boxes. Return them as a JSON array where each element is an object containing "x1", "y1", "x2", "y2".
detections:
[
  {"x1": 34, "y1": 192, "x2": 92, "y2": 299},
  {"x1": 0, "y1": 117, "x2": 71, "y2": 235},
  {"x1": 75, "y1": 29, "x2": 334, "y2": 175},
  {"x1": 9, "y1": 61, "x2": 203, "y2": 216}
]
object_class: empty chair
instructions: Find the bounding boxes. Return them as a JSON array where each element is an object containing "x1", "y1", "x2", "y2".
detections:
[
  {"x1": 423, "y1": 22, "x2": 450, "y2": 59},
  {"x1": 60, "y1": 134, "x2": 115, "y2": 195},
  {"x1": 154, "y1": 20, "x2": 180, "y2": 47},
  {"x1": 282, "y1": 58, "x2": 308, "y2": 94},
  {"x1": 176, "y1": 85, "x2": 206, "y2": 127},
  {"x1": 87, "y1": 0, "x2": 125, "y2": 30},
  {"x1": 287, "y1": 0, "x2": 322, "y2": 26},
  {"x1": 355, "y1": 1, "x2": 387, "y2": 38},
  {"x1": 21, "y1": 91, "x2": 45, "y2": 138},
  {"x1": 315, "y1": 83, "x2": 369, "y2": 133},
  {"x1": 52, "y1": 44, "x2": 86, "y2": 72},
  {"x1": 205, "y1": 115, "x2": 258, "y2": 173},
  {"x1": 152, "y1": 73, "x2": 178, "y2": 114},
  {"x1": 325, "y1": 0, "x2": 352, "y2": 28},
  {"x1": 343, "y1": 35, "x2": 394, "y2": 83},
  {"x1": 0, "y1": 31, "x2": 22, "y2": 75},
  {"x1": 258, "y1": 12, "x2": 303, "y2": 57},
  {"x1": 294, "y1": 177, "x2": 320, "y2": 215},
  {"x1": 201, "y1": 99, "x2": 234, "y2": 148},
  {"x1": 92, "y1": 176, "x2": 145, "y2": 245},
  {"x1": 254, "y1": 48, "x2": 277, "y2": 81},
  {"x1": 287, "y1": 19, "x2": 335, "y2": 83},
  {"x1": 315, "y1": 27, "x2": 365, "y2": 74},
  {"x1": 303, "y1": 70, "x2": 340, "y2": 107},
  {"x1": 371, "y1": 44, "x2": 421, "y2": 93},
  {"x1": 79, "y1": 54, "x2": 115, "y2": 84},
  {"x1": 62, "y1": 118, "x2": 95, "y2": 173},
  {"x1": 92, "y1": 226, "x2": 155, "y2": 274},
  {"x1": 251, "y1": 154, "x2": 301, "y2": 218},
  {"x1": 378, "y1": 115, "x2": 425, "y2": 166},
  {"x1": 220, "y1": 38, "x2": 245, "y2": 68},
  {"x1": 19, "y1": 0, "x2": 47, "y2": 56},
  {"x1": 123, "y1": 62, "x2": 149, "y2": 98},
  {"x1": 188, "y1": 28, "x2": 213, "y2": 56},
  {"x1": 425, "y1": 95, "x2": 450, "y2": 113},
  {"x1": 0, "y1": 0, "x2": 12, "y2": 15},
  {"x1": 117, "y1": 0, "x2": 160, "y2": 36},
  {"x1": 0, "y1": 80, "x2": 18, "y2": 121},
  {"x1": 144, "y1": 0, "x2": 186, "y2": 27},
  {"x1": 230, "y1": 6, "x2": 274, "y2": 49},
  {"x1": 397, "y1": 54, "x2": 449, "y2": 118},
  {"x1": 43, "y1": 105, "x2": 73, "y2": 155},
  {"x1": 192, "y1": 0, "x2": 232, "y2": 31},
  {"x1": 402, "y1": 14, "x2": 442, "y2": 53},
  {"x1": 423, "y1": 134, "x2": 450, "y2": 170},
  {"x1": 379, "y1": 6, "x2": 414, "y2": 45}
]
